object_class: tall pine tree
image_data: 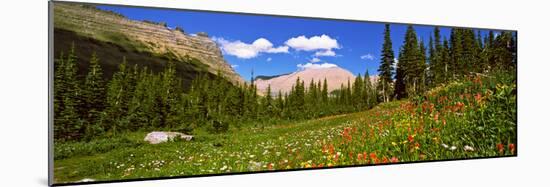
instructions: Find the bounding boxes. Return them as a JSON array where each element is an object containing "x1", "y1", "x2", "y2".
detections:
[
  {"x1": 104, "y1": 57, "x2": 131, "y2": 135},
  {"x1": 397, "y1": 25, "x2": 424, "y2": 97},
  {"x1": 377, "y1": 24, "x2": 395, "y2": 102},
  {"x1": 82, "y1": 52, "x2": 106, "y2": 137},
  {"x1": 352, "y1": 74, "x2": 364, "y2": 109},
  {"x1": 54, "y1": 44, "x2": 83, "y2": 140}
]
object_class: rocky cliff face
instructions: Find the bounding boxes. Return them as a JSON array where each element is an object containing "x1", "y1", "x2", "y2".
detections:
[{"x1": 53, "y1": 3, "x2": 244, "y2": 84}]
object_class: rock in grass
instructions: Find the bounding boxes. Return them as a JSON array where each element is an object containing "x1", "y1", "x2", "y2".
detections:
[{"x1": 144, "y1": 131, "x2": 193, "y2": 144}]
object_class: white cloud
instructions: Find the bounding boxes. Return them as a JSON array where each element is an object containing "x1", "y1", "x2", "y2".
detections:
[
  {"x1": 310, "y1": 57, "x2": 321, "y2": 63},
  {"x1": 266, "y1": 57, "x2": 272, "y2": 62},
  {"x1": 360, "y1": 53, "x2": 375, "y2": 60},
  {"x1": 267, "y1": 46, "x2": 289, "y2": 53},
  {"x1": 285, "y1": 35, "x2": 340, "y2": 51},
  {"x1": 297, "y1": 62, "x2": 338, "y2": 70},
  {"x1": 315, "y1": 50, "x2": 336, "y2": 57},
  {"x1": 231, "y1": 64, "x2": 239, "y2": 69},
  {"x1": 213, "y1": 37, "x2": 288, "y2": 59}
]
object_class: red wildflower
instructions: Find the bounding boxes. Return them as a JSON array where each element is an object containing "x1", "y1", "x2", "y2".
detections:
[
  {"x1": 382, "y1": 157, "x2": 389, "y2": 163},
  {"x1": 434, "y1": 112, "x2": 439, "y2": 122},
  {"x1": 267, "y1": 163, "x2": 273, "y2": 170},
  {"x1": 342, "y1": 127, "x2": 353, "y2": 142},
  {"x1": 370, "y1": 152, "x2": 377, "y2": 160},
  {"x1": 508, "y1": 144, "x2": 516, "y2": 154},
  {"x1": 390, "y1": 157, "x2": 399, "y2": 163},
  {"x1": 456, "y1": 101, "x2": 465, "y2": 110},
  {"x1": 357, "y1": 153, "x2": 363, "y2": 160},
  {"x1": 497, "y1": 143, "x2": 505, "y2": 153},
  {"x1": 408, "y1": 135, "x2": 414, "y2": 142},
  {"x1": 475, "y1": 93, "x2": 482, "y2": 103}
]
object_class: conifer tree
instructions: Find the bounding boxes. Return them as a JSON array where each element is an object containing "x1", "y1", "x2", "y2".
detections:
[
  {"x1": 493, "y1": 31, "x2": 517, "y2": 70},
  {"x1": 265, "y1": 84, "x2": 273, "y2": 115},
  {"x1": 276, "y1": 90, "x2": 284, "y2": 117},
  {"x1": 434, "y1": 27, "x2": 442, "y2": 52},
  {"x1": 317, "y1": 80, "x2": 322, "y2": 103},
  {"x1": 461, "y1": 29, "x2": 478, "y2": 75},
  {"x1": 450, "y1": 28, "x2": 463, "y2": 79},
  {"x1": 353, "y1": 74, "x2": 364, "y2": 109},
  {"x1": 428, "y1": 27, "x2": 447, "y2": 86},
  {"x1": 427, "y1": 36, "x2": 436, "y2": 88},
  {"x1": 346, "y1": 79, "x2": 352, "y2": 106},
  {"x1": 486, "y1": 31, "x2": 496, "y2": 70},
  {"x1": 441, "y1": 38, "x2": 451, "y2": 83},
  {"x1": 104, "y1": 57, "x2": 131, "y2": 135},
  {"x1": 54, "y1": 52, "x2": 66, "y2": 139},
  {"x1": 56, "y1": 44, "x2": 83, "y2": 140},
  {"x1": 398, "y1": 25, "x2": 424, "y2": 97},
  {"x1": 377, "y1": 24, "x2": 395, "y2": 102},
  {"x1": 227, "y1": 83, "x2": 244, "y2": 117},
  {"x1": 294, "y1": 78, "x2": 305, "y2": 117},
  {"x1": 308, "y1": 79, "x2": 317, "y2": 110},
  {"x1": 363, "y1": 70, "x2": 376, "y2": 108},
  {"x1": 82, "y1": 52, "x2": 106, "y2": 137},
  {"x1": 338, "y1": 83, "x2": 345, "y2": 105},
  {"x1": 432, "y1": 26, "x2": 444, "y2": 85},
  {"x1": 127, "y1": 67, "x2": 156, "y2": 130},
  {"x1": 394, "y1": 51, "x2": 406, "y2": 99},
  {"x1": 475, "y1": 31, "x2": 485, "y2": 72},
  {"x1": 418, "y1": 40, "x2": 427, "y2": 93},
  {"x1": 159, "y1": 60, "x2": 178, "y2": 128},
  {"x1": 322, "y1": 78, "x2": 329, "y2": 103}
]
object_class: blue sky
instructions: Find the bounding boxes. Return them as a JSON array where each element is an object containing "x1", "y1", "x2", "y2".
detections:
[{"x1": 98, "y1": 5, "x2": 493, "y2": 82}]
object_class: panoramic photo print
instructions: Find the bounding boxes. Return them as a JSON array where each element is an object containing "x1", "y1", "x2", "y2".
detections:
[{"x1": 51, "y1": 2, "x2": 517, "y2": 185}]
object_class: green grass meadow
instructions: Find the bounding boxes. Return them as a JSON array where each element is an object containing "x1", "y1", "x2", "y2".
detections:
[{"x1": 53, "y1": 71, "x2": 516, "y2": 184}]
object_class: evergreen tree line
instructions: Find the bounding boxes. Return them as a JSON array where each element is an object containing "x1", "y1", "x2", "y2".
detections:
[
  {"x1": 377, "y1": 24, "x2": 517, "y2": 100},
  {"x1": 54, "y1": 44, "x2": 380, "y2": 141}
]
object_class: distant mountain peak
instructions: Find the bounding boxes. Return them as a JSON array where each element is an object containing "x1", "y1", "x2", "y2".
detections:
[{"x1": 255, "y1": 66, "x2": 356, "y2": 95}]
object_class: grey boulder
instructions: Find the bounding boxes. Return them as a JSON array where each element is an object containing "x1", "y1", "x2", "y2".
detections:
[{"x1": 144, "y1": 131, "x2": 193, "y2": 144}]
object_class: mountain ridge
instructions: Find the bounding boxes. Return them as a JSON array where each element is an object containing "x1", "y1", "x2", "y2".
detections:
[
  {"x1": 53, "y1": 3, "x2": 244, "y2": 84},
  {"x1": 255, "y1": 66, "x2": 380, "y2": 96},
  {"x1": 255, "y1": 66, "x2": 355, "y2": 95}
]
